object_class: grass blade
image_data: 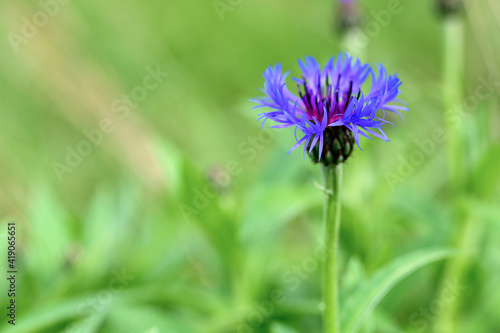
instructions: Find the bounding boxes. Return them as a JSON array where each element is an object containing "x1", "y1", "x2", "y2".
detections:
[{"x1": 342, "y1": 248, "x2": 455, "y2": 333}]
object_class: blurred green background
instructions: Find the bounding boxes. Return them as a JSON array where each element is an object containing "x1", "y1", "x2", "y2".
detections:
[{"x1": 1, "y1": 0, "x2": 500, "y2": 332}]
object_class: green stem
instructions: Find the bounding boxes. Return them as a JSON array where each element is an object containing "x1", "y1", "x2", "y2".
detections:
[
  {"x1": 435, "y1": 15, "x2": 468, "y2": 333},
  {"x1": 322, "y1": 164, "x2": 343, "y2": 333},
  {"x1": 443, "y1": 16, "x2": 465, "y2": 191},
  {"x1": 342, "y1": 29, "x2": 366, "y2": 61},
  {"x1": 435, "y1": 205, "x2": 477, "y2": 333}
]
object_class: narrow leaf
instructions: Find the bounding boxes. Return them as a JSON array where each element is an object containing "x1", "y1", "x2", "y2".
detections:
[{"x1": 342, "y1": 248, "x2": 455, "y2": 333}]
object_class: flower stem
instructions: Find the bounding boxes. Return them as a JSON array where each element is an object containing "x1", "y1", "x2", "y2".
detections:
[
  {"x1": 322, "y1": 164, "x2": 343, "y2": 333},
  {"x1": 435, "y1": 14, "x2": 469, "y2": 333},
  {"x1": 443, "y1": 16, "x2": 465, "y2": 192}
]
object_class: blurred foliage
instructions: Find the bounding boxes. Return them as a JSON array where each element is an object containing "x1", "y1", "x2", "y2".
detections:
[{"x1": 1, "y1": 0, "x2": 500, "y2": 332}]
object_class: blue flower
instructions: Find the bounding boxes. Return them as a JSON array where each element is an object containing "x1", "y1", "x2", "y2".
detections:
[{"x1": 251, "y1": 53, "x2": 408, "y2": 165}]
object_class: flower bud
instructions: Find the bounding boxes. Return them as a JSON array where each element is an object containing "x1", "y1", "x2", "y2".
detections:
[
  {"x1": 308, "y1": 127, "x2": 355, "y2": 166},
  {"x1": 337, "y1": 0, "x2": 361, "y2": 32},
  {"x1": 437, "y1": 0, "x2": 462, "y2": 17}
]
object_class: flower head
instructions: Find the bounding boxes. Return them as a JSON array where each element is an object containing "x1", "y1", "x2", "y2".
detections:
[{"x1": 251, "y1": 53, "x2": 408, "y2": 165}]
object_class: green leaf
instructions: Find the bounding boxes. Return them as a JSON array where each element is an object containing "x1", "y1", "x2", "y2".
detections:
[
  {"x1": 341, "y1": 248, "x2": 455, "y2": 333},
  {"x1": 270, "y1": 322, "x2": 301, "y2": 333},
  {"x1": 341, "y1": 257, "x2": 367, "y2": 303},
  {"x1": 0, "y1": 297, "x2": 87, "y2": 333},
  {"x1": 470, "y1": 144, "x2": 500, "y2": 199},
  {"x1": 104, "y1": 304, "x2": 195, "y2": 333},
  {"x1": 24, "y1": 184, "x2": 72, "y2": 285},
  {"x1": 240, "y1": 185, "x2": 320, "y2": 240},
  {"x1": 151, "y1": 138, "x2": 183, "y2": 195}
]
